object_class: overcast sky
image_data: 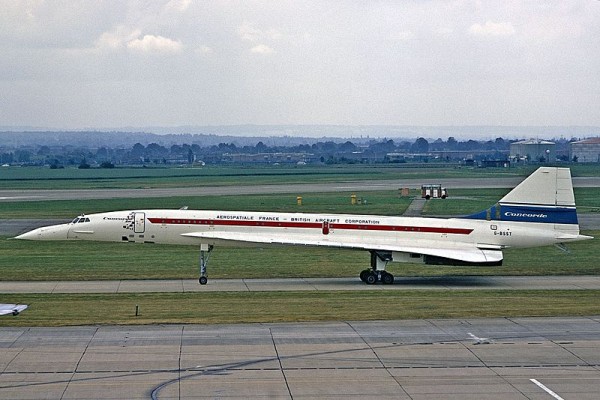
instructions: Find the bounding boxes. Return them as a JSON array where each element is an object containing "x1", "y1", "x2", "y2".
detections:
[{"x1": 1, "y1": 0, "x2": 599, "y2": 131}]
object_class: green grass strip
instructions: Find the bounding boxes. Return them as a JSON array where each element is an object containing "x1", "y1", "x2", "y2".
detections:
[{"x1": 1, "y1": 290, "x2": 598, "y2": 327}]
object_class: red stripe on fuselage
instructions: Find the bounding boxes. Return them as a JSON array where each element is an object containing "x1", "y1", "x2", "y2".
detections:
[{"x1": 147, "y1": 218, "x2": 472, "y2": 235}]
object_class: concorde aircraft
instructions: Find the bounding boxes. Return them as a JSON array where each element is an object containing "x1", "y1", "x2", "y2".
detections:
[{"x1": 15, "y1": 167, "x2": 592, "y2": 285}]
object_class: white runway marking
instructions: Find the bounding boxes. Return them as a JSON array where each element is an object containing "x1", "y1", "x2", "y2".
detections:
[{"x1": 530, "y1": 379, "x2": 564, "y2": 400}]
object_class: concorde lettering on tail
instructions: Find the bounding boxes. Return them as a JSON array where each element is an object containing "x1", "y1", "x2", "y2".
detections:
[{"x1": 15, "y1": 167, "x2": 592, "y2": 285}]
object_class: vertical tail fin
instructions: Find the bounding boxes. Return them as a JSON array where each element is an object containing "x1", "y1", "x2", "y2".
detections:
[
  {"x1": 499, "y1": 167, "x2": 575, "y2": 207},
  {"x1": 466, "y1": 167, "x2": 579, "y2": 225}
]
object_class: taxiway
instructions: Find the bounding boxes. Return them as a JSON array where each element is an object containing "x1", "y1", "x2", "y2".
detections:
[
  {"x1": 1, "y1": 317, "x2": 599, "y2": 399},
  {"x1": 0, "y1": 176, "x2": 598, "y2": 202},
  {"x1": 1, "y1": 276, "x2": 600, "y2": 294}
]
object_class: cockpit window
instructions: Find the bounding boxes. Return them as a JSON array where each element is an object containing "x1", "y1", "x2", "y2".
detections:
[
  {"x1": 71, "y1": 218, "x2": 80, "y2": 224},
  {"x1": 71, "y1": 217, "x2": 90, "y2": 224}
]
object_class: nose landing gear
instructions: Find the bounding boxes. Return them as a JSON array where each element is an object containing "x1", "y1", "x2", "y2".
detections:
[{"x1": 198, "y1": 244, "x2": 214, "y2": 285}]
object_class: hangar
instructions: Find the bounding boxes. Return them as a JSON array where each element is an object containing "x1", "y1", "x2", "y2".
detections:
[
  {"x1": 570, "y1": 137, "x2": 600, "y2": 163},
  {"x1": 510, "y1": 139, "x2": 555, "y2": 163}
]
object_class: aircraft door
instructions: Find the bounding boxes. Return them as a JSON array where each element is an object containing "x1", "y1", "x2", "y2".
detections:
[{"x1": 134, "y1": 212, "x2": 146, "y2": 233}]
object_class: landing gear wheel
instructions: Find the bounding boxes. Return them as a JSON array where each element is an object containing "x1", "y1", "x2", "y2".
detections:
[
  {"x1": 359, "y1": 269, "x2": 370, "y2": 282},
  {"x1": 365, "y1": 272, "x2": 377, "y2": 285},
  {"x1": 198, "y1": 245, "x2": 213, "y2": 285},
  {"x1": 381, "y1": 272, "x2": 394, "y2": 285}
]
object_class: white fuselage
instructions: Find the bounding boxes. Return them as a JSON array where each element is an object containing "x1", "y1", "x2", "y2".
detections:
[{"x1": 25, "y1": 209, "x2": 574, "y2": 250}]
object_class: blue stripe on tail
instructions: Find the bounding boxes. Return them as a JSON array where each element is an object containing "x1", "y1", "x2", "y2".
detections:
[{"x1": 465, "y1": 204, "x2": 578, "y2": 224}]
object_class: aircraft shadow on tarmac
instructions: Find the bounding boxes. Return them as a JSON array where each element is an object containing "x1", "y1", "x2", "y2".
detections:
[
  {"x1": 312, "y1": 276, "x2": 496, "y2": 287},
  {"x1": 389, "y1": 276, "x2": 496, "y2": 287}
]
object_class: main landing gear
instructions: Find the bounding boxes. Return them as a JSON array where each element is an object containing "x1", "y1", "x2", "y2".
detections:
[
  {"x1": 359, "y1": 251, "x2": 394, "y2": 285},
  {"x1": 198, "y1": 244, "x2": 214, "y2": 285}
]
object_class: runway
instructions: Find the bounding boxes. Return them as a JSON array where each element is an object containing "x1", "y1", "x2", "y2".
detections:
[
  {"x1": 1, "y1": 176, "x2": 599, "y2": 202},
  {"x1": 1, "y1": 317, "x2": 599, "y2": 399},
  {"x1": 2, "y1": 276, "x2": 600, "y2": 294}
]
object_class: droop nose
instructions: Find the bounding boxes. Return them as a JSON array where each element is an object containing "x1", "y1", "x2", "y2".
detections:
[{"x1": 15, "y1": 223, "x2": 71, "y2": 240}]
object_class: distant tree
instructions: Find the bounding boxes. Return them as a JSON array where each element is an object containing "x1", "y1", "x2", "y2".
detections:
[
  {"x1": 170, "y1": 144, "x2": 183, "y2": 155},
  {"x1": 396, "y1": 141, "x2": 412, "y2": 151},
  {"x1": 147, "y1": 143, "x2": 168, "y2": 156},
  {"x1": 369, "y1": 139, "x2": 395, "y2": 153},
  {"x1": 218, "y1": 142, "x2": 237, "y2": 151},
  {"x1": 339, "y1": 141, "x2": 357, "y2": 152},
  {"x1": 255, "y1": 141, "x2": 268, "y2": 152},
  {"x1": 462, "y1": 139, "x2": 479, "y2": 151},
  {"x1": 297, "y1": 144, "x2": 311, "y2": 152},
  {"x1": 446, "y1": 137, "x2": 458, "y2": 150},
  {"x1": 494, "y1": 137, "x2": 506, "y2": 149},
  {"x1": 430, "y1": 138, "x2": 444, "y2": 151},
  {"x1": 1, "y1": 152, "x2": 13, "y2": 164},
  {"x1": 15, "y1": 150, "x2": 31, "y2": 163},
  {"x1": 131, "y1": 143, "x2": 145, "y2": 157},
  {"x1": 37, "y1": 146, "x2": 51, "y2": 156},
  {"x1": 313, "y1": 141, "x2": 337, "y2": 153},
  {"x1": 411, "y1": 137, "x2": 429, "y2": 153},
  {"x1": 96, "y1": 147, "x2": 109, "y2": 160},
  {"x1": 78, "y1": 159, "x2": 90, "y2": 169},
  {"x1": 100, "y1": 161, "x2": 115, "y2": 168}
]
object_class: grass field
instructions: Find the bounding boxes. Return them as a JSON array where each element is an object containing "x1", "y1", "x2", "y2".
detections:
[
  {"x1": 1, "y1": 290, "x2": 599, "y2": 327},
  {"x1": 2, "y1": 163, "x2": 599, "y2": 190}
]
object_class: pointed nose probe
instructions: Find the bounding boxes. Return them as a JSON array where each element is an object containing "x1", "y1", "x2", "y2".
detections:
[{"x1": 14, "y1": 224, "x2": 71, "y2": 240}]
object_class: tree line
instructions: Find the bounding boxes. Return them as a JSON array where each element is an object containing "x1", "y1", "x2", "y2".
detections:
[{"x1": 0, "y1": 136, "x2": 574, "y2": 167}]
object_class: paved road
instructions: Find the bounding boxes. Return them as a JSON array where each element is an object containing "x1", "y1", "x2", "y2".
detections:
[
  {"x1": 2, "y1": 276, "x2": 600, "y2": 294},
  {"x1": 1, "y1": 176, "x2": 599, "y2": 202},
  {"x1": 1, "y1": 317, "x2": 599, "y2": 399}
]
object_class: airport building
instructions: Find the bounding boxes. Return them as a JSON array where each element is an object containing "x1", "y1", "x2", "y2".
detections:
[
  {"x1": 510, "y1": 139, "x2": 555, "y2": 162},
  {"x1": 221, "y1": 152, "x2": 317, "y2": 164},
  {"x1": 569, "y1": 137, "x2": 600, "y2": 162}
]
